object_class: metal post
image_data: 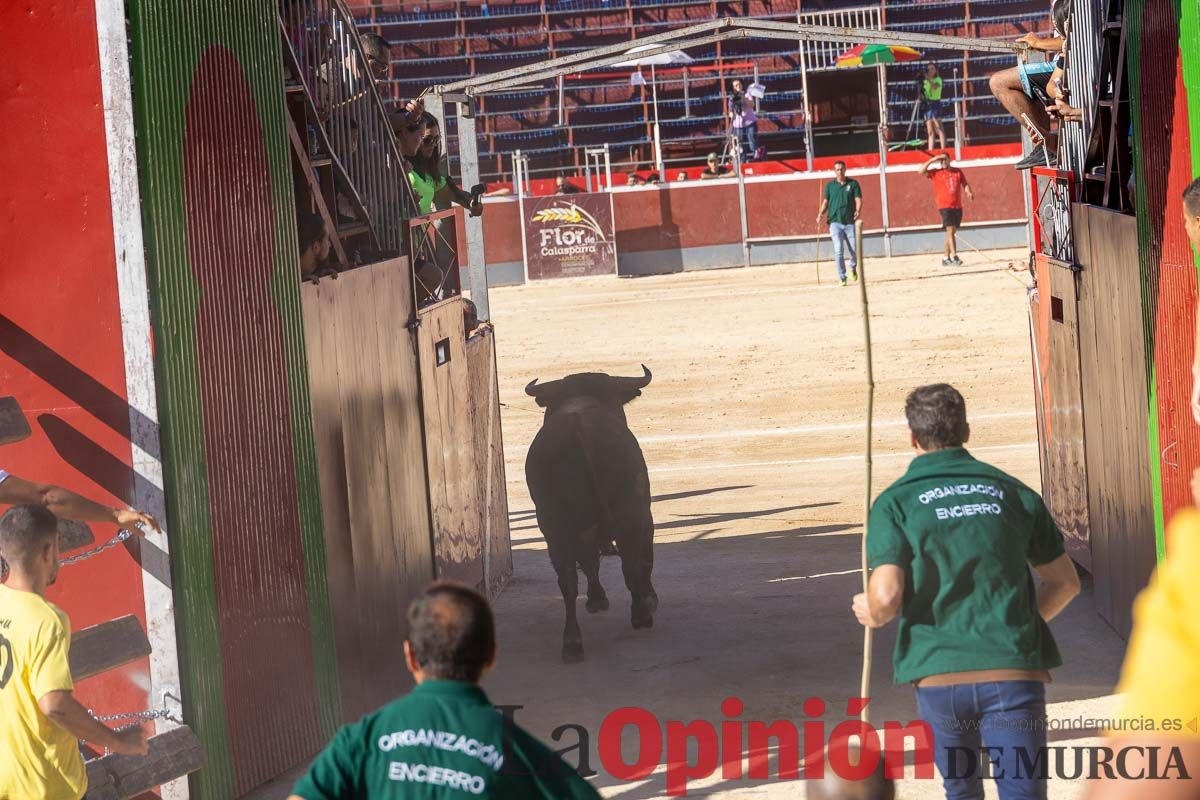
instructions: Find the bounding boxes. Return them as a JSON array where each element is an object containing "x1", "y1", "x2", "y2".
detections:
[
  {"x1": 584, "y1": 156, "x2": 593, "y2": 193},
  {"x1": 798, "y1": 21, "x2": 815, "y2": 170},
  {"x1": 752, "y1": 62, "x2": 760, "y2": 113},
  {"x1": 450, "y1": 95, "x2": 491, "y2": 320},
  {"x1": 651, "y1": 64, "x2": 663, "y2": 175},
  {"x1": 683, "y1": 67, "x2": 691, "y2": 118},
  {"x1": 515, "y1": 150, "x2": 530, "y2": 282},
  {"x1": 557, "y1": 74, "x2": 565, "y2": 127},
  {"x1": 603, "y1": 144, "x2": 612, "y2": 190},
  {"x1": 953, "y1": 67, "x2": 962, "y2": 161},
  {"x1": 876, "y1": 64, "x2": 892, "y2": 257},
  {"x1": 734, "y1": 140, "x2": 750, "y2": 268}
]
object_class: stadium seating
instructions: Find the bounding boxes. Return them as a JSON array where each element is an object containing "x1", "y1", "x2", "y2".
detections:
[{"x1": 347, "y1": 0, "x2": 1047, "y2": 182}]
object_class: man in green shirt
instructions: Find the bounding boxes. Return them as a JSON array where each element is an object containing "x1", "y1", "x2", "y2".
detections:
[
  {"x1": 290, "y1": 583, "x2": 601, "y2": 800},
  {"x1": 853, "y1": 384, "x2": 1081, "y2": 800},
  {"x1": 815, "y1": 161, "x2": 863, "y2": 287}
]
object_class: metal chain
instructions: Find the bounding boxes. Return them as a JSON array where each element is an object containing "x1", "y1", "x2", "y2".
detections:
[
  {"x1": 59, "y1": 528, "x2": 135, "y2": 567},
  {"x1": 90, "y1": 707, "x2": 180, "y2": 725},
  {"x1": 85, "y1": 706, "x2": 184, "y2": 754}
]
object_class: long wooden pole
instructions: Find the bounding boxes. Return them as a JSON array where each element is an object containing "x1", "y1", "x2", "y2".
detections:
[{"x1": 855, "y1": 218, "x2": 874, "y2": 725}]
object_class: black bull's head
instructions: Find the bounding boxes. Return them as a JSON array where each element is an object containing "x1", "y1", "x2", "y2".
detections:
[{"x1": 524, "y1": 365, "x2": 653, "y2": 411}]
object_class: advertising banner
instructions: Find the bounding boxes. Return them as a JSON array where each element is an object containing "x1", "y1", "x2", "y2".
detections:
[{"x1": 522, "y1": 192, "x2": 618, "y2": 280}]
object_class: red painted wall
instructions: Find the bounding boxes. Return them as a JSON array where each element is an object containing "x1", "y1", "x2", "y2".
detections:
[
  {"x1": 0, "y1": 1, "x2": 149, "y2": 716},
  {"x1": 1150, "y1": 56, "x2": 1200, "y2": 546},
  {"x1": 481, "y1": 160, "x2": 1027, "y2": 269}
]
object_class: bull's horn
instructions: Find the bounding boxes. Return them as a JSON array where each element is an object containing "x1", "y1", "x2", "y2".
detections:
[
  {"x1": 616, "y1": 364, "x2": 652, "y2": 389},
  {"x1": 525, "y1": 379, "x2": 541, "y2": 397}
]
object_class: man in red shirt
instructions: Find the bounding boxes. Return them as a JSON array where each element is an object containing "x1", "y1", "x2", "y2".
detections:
[{"x1": 920, "y1": 154, "x2": 974, "y2": 266}]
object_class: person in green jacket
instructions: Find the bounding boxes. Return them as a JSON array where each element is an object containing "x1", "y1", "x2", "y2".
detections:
[
  {"x1": 853, "y1": 383, "x2": 1082, "y2": 800},
  {"x1": 289, "y1": 582, "x2": 601, "y2": 800}
]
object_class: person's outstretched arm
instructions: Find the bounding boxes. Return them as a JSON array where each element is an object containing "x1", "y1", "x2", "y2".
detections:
[
  {"x1": 39, "y1": 691, "x2": 148, "y2": 755},
  {"x1": 0, "y1": 473, "x2": 159, "y2": 533}
]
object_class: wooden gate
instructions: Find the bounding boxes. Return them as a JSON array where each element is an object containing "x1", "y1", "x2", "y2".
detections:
[
  {"x1": 301, "y1": 259, "x2": 436, "y2": 720},
  {"x1": 1073, "y1": 205, "x2": 1157, "y2": 635},
  {"x1": 417, "y1": 298, "x2": 485, "y2": 588},
  {"x1": 1029, "y1": 254, "x2": 1091, "y2": 569}
]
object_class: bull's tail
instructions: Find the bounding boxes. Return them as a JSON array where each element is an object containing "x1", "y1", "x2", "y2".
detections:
[{"x1": 568, "y1": 414, "x2": 616, "y2": 556}]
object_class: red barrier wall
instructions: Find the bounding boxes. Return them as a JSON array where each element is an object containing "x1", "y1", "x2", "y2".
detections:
[
  {"x1": 481, "y1": 158, "x2": 1028, "y2": 274},
  {"x1": 0, "y1": 0, "x2": 149, "y2": 716}
]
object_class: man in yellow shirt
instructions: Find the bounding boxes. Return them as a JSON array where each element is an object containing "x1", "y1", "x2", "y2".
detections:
[
  {"x1": 0, "y1": 504, "x2": 147, "y2": 800},
  {"x1": 1084, "y1": 506, "x2": 1200, "y2": 797}
]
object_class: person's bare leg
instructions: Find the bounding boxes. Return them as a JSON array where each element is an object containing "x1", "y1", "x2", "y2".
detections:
[
  {"x1": 936, "y1": 120, "x2": 946, "y2": 150},
  {"x1": 927, "y1": 119, "x2": 935, "y2": 151},
  {"x1": 989, "y1": 68, "x2": 1050, "y2": 134},
  {"x1": 944, "y1": 227, "x2": 953, "y2": 259},
  {"x1": 947, "y1": 226, "x2": 959, "y2": 259}
]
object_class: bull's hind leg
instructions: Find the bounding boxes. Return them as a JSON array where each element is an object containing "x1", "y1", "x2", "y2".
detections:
[
  {"x1": 579, "y1": 530, "x2": 609, "y2": 613},
  {"x1": 549, "y1": 542, "x2": 584, "y2": 662},
  {"x1": 618, "y1": 538, "x2": 656, "y2": 630}
]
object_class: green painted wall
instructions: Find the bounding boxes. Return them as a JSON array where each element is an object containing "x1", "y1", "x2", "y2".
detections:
[{"x1": 127, "y1": 1, "x2": 339, "y2": 796}]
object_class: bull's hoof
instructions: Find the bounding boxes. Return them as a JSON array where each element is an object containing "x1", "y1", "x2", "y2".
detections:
[
  {"x1": 562, "y1": 641, "x2": 585, "y2": 663},
  {"x1": 586, "y1": 593, "x2": 610, "y2": 613},
  {"x1": 631, "y1": 609, "x2": 654, "y2": 630},
  {"x1": 644, "y1": 591, "x2": 659, "y2": 614}
]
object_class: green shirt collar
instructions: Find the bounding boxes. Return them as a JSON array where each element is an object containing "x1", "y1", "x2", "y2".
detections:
[
  {"x1": 411, "y1": 679, "x2": 491, "y2": 704},
  {"x1": 906, "y1": 446, "x2": 974, "y2": 473}
]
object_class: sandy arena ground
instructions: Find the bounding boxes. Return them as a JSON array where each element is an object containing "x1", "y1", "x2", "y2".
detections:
[{"x1": 482, "y1": 248, "x2": 1128, "y2": 799}]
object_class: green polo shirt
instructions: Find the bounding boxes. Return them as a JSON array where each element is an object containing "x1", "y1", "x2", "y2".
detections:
[
  {"x1": 409, "y1": 169, "x2": 447, "y2": 215},
  {"x1": 867, "y1": 447, "x2": 1066, "y2": 685},
  {"x1": 922, "y1": 76, "x2": 944, "y2": 101},
  {"x1": 823, "y1": 178, "x2": 862, "y2": 225},
  {"x1": 292, "y1": 680, "x2": 601, "y2": 799}
]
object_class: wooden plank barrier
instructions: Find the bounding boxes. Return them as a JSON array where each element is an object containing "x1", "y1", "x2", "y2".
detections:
[
  {"x1": 0, "y1": 395, "x2": 32, "y2": 445},
  {"x1": 417, "y1": 296, "x2": 484, "y2": 588},
  {"x1": 69, "y1": 615, "x2": 153, "y2": 682},
  {"x1": 300, "y1": 258, "x2": 436, "y2": 719},
  {"x1": 58, "y1": 519, "x2": 96, "y2": 552},
  {"x1": 464, "y1": 330, "x2": 513, "y2": 597},
  {"x1": 83, "y1": 727, "x2": 205, "y2": 800}
]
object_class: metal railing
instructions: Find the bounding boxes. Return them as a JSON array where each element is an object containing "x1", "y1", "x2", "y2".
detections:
[
  {"x1": 281, "y1": 0, "x2": 416, "y2": 255},
  {"x1": 409, "y1": 209, "x2": 462, "y2": 306},
  {"x1": 1059, "y1": 0, "x2": 1103, "y2": 176}
]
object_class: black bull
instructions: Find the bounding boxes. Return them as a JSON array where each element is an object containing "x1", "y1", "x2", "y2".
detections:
[{"x1": 524, "y1": 366, "x2": 658, "y2": 662}]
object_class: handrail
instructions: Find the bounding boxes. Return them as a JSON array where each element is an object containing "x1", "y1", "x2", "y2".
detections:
[{"x1": 280, "y1": 0, "x2": 419, "y2": 256}]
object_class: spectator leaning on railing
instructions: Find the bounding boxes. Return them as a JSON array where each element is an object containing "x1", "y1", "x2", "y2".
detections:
[
  {"x1": 988, "y1": 0, "x2": 1072, "y2": 170},
  {"x1": 410, "y1": 113, "x2": 483, "y2": 218}
]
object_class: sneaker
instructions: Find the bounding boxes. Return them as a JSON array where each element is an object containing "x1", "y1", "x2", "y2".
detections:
[
  {"x1": 951, "y1": 256, "x2": 963, "y2": 265},
  {"x1": 1014, "y1": 145, "x2": 1046, "y2": 170},
  {"x1": 941, "y1": 257, "x2": 954, "y2": 266},
  {"x1": 850, "y1": 271, "x2": 858, "y2": 282},
  {"x1": 838, "y1": 278, "x2": 847, "y2": 287}
]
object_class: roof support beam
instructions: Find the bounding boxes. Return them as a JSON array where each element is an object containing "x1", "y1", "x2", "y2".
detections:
[{"x1": 436, "y1": 18, "x2": 1024, "y2": 96}]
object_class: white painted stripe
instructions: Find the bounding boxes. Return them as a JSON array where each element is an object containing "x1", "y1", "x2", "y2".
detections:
[
  {"x1": 95, "y1": 3, "x2": 186, "y2": 797},
  {"x1": 646, "y1": 441, "x2": 1036, "y2": 475},
  {"x1": 504, "y1": 410, "x2": 1033, "y2": 452},
  {"x1": 637, "y1": 410, "x2": 1033, "y2": 445},
  {"x1": 769, "y1": 568, "x2": 861, "y2": 582}
]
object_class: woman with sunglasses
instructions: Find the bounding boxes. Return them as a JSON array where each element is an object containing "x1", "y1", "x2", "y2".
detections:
[{"x1": 408, "y1": 113, "x2": 483, "y2": 218}]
